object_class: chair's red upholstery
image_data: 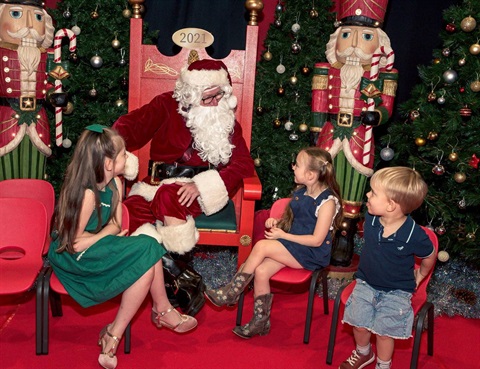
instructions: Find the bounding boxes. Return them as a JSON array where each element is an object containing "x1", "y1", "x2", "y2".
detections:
[
  {"x1": 125, "y1": 4, "x2": 262, "y2": 266},
  {"x1": 0, "y1": 197, "x2": 48, "y2": 354},
  {"x1": 0, "y1": 179, "x2": 55, "y2": 255},
  {"x1": 326, "y1": 226, "x2": 439, "y2": 369}
]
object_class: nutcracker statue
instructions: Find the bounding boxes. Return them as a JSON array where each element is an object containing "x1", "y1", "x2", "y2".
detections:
[
  {"x1": 311, "y1": 0, "x2": 398, "y2": 266},
  {"x1": 0, "y1": 0, "x2": 55, "y2": 179}
]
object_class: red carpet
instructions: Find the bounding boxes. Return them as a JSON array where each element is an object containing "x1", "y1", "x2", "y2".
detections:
[{"x1": 1, "y1": 290, "x2": 479, "y2": 369}]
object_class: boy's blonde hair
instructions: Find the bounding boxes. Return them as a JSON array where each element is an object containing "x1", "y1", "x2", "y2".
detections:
[{"x1": 370, "y1": 167, "x2": 428, "y2": 214}]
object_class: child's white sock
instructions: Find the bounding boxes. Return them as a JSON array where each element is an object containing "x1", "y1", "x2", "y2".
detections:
[
  {"x1": 376, "y1": 357, "x2": 392, "y2": 369},
  {"x1": 356, "y1": 343, "x2": 371, "y2": 356}
]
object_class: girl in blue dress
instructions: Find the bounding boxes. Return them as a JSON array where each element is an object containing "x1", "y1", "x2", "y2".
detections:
[
  {"x1": 48, "y1": 125, "x2": 197, "y2": 369},
  {"x1": 205, "y1": 147, "x2": 343, "y2": 338}
]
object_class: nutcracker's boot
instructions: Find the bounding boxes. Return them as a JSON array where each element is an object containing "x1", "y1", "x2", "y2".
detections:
[
  {"x1": 232, "y1": 293, "x2": 273, "y2": 339},
  {"x1": 330, "y1": 217, "x2": 359, "y2": 267},
  {"x1": 204, "y1": 265, "x2": 253, "y2": 307}
]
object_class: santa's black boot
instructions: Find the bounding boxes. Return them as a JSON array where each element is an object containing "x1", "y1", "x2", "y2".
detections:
[{"x1": 330, "y1": 217, "x2": 358, "y2": 267}]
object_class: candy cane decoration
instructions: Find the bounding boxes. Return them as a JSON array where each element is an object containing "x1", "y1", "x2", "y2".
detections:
[
  {"x1": 362, "y1": 45, "x2": 394, "y2": 165},
  {"x1": 53, "y1": 28, "x2": 77, "y2": 146}
]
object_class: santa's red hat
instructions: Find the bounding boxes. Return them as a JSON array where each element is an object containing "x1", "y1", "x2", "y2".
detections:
[
  {"x1": 337, "y1": 0, "x2": 388, "y2": 28},
  {"x1": 180, "y1": 59, "x2": 232, "y2": 88}
]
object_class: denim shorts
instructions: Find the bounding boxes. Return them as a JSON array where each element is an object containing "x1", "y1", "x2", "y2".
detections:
[{"x1": 342, "y1": 279, "x2": 414, "y2": 339}]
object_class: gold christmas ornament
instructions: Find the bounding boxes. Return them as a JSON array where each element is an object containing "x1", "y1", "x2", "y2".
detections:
[
  {"x1": 263, "y1": 50, "x2": 272, "y2": 61},
  {"x1": 433, "y1": 58, "x2": 441, "y2": 64},
  {"x1": 254, "y1": 157, "x2": 262, "y2": 167},
  {"x1": 298, "y1": 122, "x2": 308, "y2": 132},
  {"x1": 466, "y1": 232, "x2": 476, "y2": 241},
  {"x1": 273, "y1": 118, "x2": 282, "y2": 128},
  {"x1": 448, "y1": 152, "x2": 459, "y2": 162},
  {"x1": 470, "y1": 80, "x2": 480, "y2": 92},
  {"x1": 460, "y1": 16, "x2": 477, "y2": 32},
  {"x1": 289, "y1": 75, "x2": 298, "y2": 85},
  {"x1": 90, "y1": 10, "x2": 99, "y2": 19},
  {"x1": 122, "y1": 8, "x2": 132, "y2": 18},
  {"x1": 115, "y1": 98, "x2": 125, "y2": 107},
  {"x1": 437, "y1": 250, "x2": 449, "y2": 262},
  {"x1": 454, "y1": 172, "x2": 466, "y2": 183},
  {"x1": 112, "y1": 36, "x2": 121, "y2": 49},
  {"x1": 469, "y1": 43, "x2": 480, "y2": 55},
  {"x1": 415, "y1": 137, "x2": 426, "y2": 146},
  {"x1": 62, "y1": 101, "x2": 74, "y2": 115}
]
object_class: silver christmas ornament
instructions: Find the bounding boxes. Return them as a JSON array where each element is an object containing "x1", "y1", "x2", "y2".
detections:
[
  {"x1": 62, "y1": 138, "x2": 72, "y2": 148},
  {"x1": 380, "y1": 146, "x2": 394, "y2": 161},
  {"x1": 90, "y1": 55, "x2": 103, "y2": 68},
  {"x1": 284, "y1": 121, "x2": 294, "y2": 131},
  {"x1": 289, "y1": 132, "x2": 299, "y2": 141},
  {"x1": 276, "y1": 63, "x2": 286, "y2": 74},
  {"x1": 291, "y1": 23, "x2": 300, "y2": 33},
  {"x1": 274, "y1": 18, "x2": 282, "y2": 28},
  {"x1": 437, "y1": 96, "x2": 446, "y2": 104},
  {"x1": 443, "y1": 69, "x2": 458, "y2": 84},
  {"x1": 63, "y1": 9, "x2": 71, "y2": 19},
  {"x1": 119, "y1": 58, "x2": 127, "y2": 67}
]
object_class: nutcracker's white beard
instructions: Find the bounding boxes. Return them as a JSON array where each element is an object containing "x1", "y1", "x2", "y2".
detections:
[
  {"x1": 337, "y1": 47, "x2": 373, "y2": 93},
  {"x1": 8, "y1": 28, "x2": 43, "y2": 91},
  {"x1": 185, "y1": 98, "x2": 235, "y2": 166}
]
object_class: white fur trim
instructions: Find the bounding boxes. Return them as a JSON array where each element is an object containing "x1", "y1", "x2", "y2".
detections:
[
  {"x1": 0, "y1": 123, "x2": 26, "y2": 156},
  {"x1": 227, "y1": 95, "x2": 237, "y2": 109},
  {"x1": 193, "y1": 169, "x2": 228, "y2": 215},
  {"x1": 180, "y1": 67, "x2": 230, "y2": 87},
  {"x1": 131, "y1": 223, "x2": 162, "y2": 244},
  {"x1": 124, "y1": 151, "x2": 139, "y2": 181},
  {"x1": 341, "y1": 138, "x2": 374, "y2": 177},
  {"x1": 157, "y1": 216, "x2": 199, "y2": 254},
  {"x1": 27, "y1": 124, "x2": 52, "y2": 156}
]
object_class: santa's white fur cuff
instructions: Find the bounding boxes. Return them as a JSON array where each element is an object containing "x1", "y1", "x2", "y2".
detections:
[
  {"x1": 193, "y1": 169, "x2": 229, "y2": 215},
  {"x1": 157, "y1": 216, "x2": 199, "y2": 254}
]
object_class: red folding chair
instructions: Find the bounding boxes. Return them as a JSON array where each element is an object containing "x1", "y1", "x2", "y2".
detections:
[
  {"x1": 0, "y1": 197, "x2": 48, "y2": 355},
  {"x1": 40, "y1": 204, "x2": 132, "y2": 355},
  {"x1": 0, "y1": 179, "x2": 55, "y2": 255},
  {"x1": 235, "y1": 197, "x2": 329, "y2": 344},
  {"x1": 326, "y1": 226, "x2": 439, "y2": 369}
]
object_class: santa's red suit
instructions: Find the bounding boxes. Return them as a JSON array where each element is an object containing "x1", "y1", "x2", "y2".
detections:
[
  {"x1": 113, "y1": 61, "x2": 254, "y2": 254},
  {"x1": 0, "y1": 44, "x2": 51, "y2": 178}
]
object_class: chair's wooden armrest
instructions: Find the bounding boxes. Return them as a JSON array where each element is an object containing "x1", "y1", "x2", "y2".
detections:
[{"x1": 243, "y1": 171, "x2": 262, "y2": 201}]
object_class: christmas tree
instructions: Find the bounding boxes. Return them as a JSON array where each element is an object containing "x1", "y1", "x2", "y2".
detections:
[
  {"x1": 384, "y1": 0, "x2": 480, "y2": 264},
  {"x1": 45, "y1": 1, "x2": 135, "y2": 191},
  {"x1": 251, "y1": 0, "x2": 335, "y2": 208}
]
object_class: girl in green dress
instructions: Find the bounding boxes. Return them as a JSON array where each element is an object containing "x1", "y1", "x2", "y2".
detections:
[{"x1": 48, "y1": 125, "x2": 197, "y2": 369}]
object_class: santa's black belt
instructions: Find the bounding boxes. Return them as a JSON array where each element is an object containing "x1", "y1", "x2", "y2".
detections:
[
  {"x1": 0, "y1": 97, "x2": 44, "y2": 111},
  {"x1": 148, "y1": 160, "x2": 211, "y2": 185},
  {"x1": 327, "y1": 112, "x2": 362, "y2": 127}
]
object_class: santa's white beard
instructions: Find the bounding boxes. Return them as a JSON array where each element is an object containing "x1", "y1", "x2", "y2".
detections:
[
  {"x1": 185, "y1": 99, "x2": 236, "y2": 166},
  {"x1": 337, "y1": 47, "x2": 372, "y2": 93}
]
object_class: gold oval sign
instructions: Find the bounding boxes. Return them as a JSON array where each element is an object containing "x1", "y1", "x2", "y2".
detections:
[{"x1": 172, "y1": 28, "x2": 214, "y2": 50}]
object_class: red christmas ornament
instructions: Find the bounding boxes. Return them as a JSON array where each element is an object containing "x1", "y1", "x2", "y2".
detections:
[
  {"x1": 469, "y1": 154, "x2": 479, "y2": 169},
  {"x1": 445, "y1": 22, "x2": 456, "y2": 32}
]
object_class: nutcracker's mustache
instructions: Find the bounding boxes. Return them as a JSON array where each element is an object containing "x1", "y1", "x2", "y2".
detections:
[
  {"x1": 7, "y1": 27, "x2": 45, "y2": 43},
  {"x1": 337, "y1": 46, "x2": 372, "y2": 64}
]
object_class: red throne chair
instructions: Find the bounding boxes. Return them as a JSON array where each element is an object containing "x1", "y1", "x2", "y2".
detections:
[{"x1": 125, "y1": 0, "x2": 263, "y2": 266}]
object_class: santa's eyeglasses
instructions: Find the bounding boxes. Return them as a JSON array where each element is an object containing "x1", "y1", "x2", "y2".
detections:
[{"x1": 201, "y1": 91, "x2": 225, "y2": 105}]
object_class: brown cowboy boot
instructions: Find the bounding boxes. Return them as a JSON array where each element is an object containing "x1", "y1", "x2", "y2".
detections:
[
  {"x1": 204, "y1": 266, "x2": 253, "y2": 307},
  {"x1": 232, "y1": 293, "x2": 273, "y2": 339}
]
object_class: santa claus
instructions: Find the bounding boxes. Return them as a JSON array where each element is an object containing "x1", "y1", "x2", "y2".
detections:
[
  {"x1": 0, "y1": 0, "x2": 55, "y2": 179},
  {"x1": 311, "y1": 0, "x2": 398, "y2": 266},
  {"x1": 113, "y1": 59, "x2": 254, "y2": 255}
]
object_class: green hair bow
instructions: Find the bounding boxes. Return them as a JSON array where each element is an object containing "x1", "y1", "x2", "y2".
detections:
[{"x1": 85, "y1": 124, "x2": 107, "y2": 133}]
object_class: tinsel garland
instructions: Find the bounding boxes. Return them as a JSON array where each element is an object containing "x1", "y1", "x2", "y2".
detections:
[{"x1": 193, "y1": 245, "x2": 480, "y2": 319}]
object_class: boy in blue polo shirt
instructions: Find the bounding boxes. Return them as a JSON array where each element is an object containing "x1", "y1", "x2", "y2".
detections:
[{"x1": 339, "y1": 167, "x2": 436, "y2": 369}]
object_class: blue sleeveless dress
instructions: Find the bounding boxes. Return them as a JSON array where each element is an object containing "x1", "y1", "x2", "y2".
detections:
[
  {"x1": 279, "y1": 188, "x2": 337, "y2": 270},
  {"x1": 48, "y1": 181, "x2": 166, "y2": 308}
]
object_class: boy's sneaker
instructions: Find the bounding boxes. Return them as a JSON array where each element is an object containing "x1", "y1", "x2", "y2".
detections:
[{"x1": 339, "y1": 350, "x2": 375, "y2": 369}]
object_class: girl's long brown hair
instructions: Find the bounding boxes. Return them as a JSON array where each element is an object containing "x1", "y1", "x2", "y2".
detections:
[
  {"x1": 52, "y1": 128, "x2": 123, "y2": 254},
  {"x1": 277, "y1": 147, "x2": 343, "y2": 235}
]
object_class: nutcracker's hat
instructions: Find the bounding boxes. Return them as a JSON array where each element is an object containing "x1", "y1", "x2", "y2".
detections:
[
  {"x1": 0, "y1": 0, "x2": 44, "y2": 8},
  {"x1": 337, "y1": 0, "x2": 388, "y2": 28}
]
